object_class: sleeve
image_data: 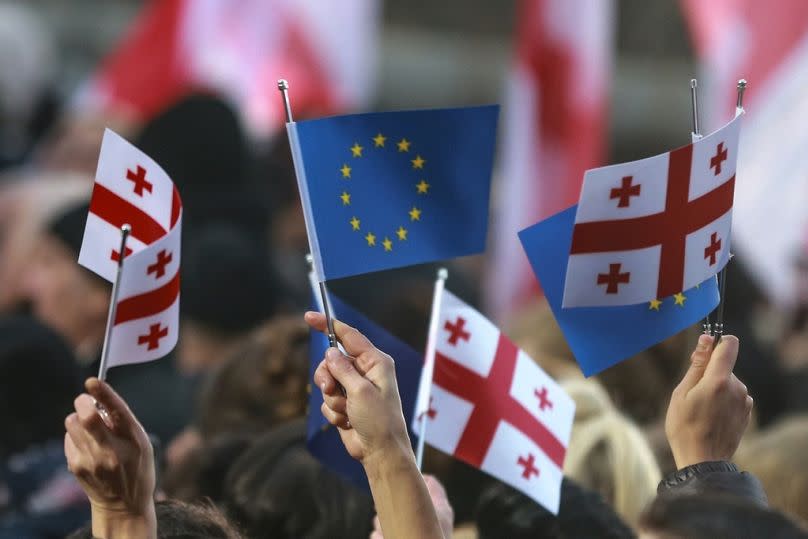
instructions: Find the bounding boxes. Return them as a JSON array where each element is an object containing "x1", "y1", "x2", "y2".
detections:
[{"x1": 657, "y1": 460, "x2": 768, "y2": 507}]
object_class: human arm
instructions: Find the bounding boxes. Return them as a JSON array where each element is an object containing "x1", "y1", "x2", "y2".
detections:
[
  {"x1": 64, "y1": 377, "x2": 157, "y2": 539},
  {"x1": 306, "y1": 312, "x2": 444, "y2": 539},
  {"x1": 370, "y1": 475, "x2": 454, "y2": 539}
]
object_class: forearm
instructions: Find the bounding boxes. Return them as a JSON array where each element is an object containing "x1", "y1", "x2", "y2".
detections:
[
  {"x1": 91, "y1": 504, "x2": 157, "y2": 539},
  {"x1": 364, "y1": 445, "x2": 444, "y2": 539}
]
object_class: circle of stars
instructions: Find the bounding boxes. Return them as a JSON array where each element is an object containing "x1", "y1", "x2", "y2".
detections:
[{"x1": 648, "y1": 291, "x2": 688, "y2": 311}]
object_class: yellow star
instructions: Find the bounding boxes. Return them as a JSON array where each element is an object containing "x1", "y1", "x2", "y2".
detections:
[
  {"x1": 397, "y1": 138, "x2": 411, "y2": 152},
  {"x1": 365, "y1": 232, "x2": 376, "y2": 246},
  {"x1": 673, "y1": 292, "x2": 687, "y2": 307},
  {"x1": 649, "y1": 299, "x2": 662, "y2": 311},
  {"x1": 340, "y1": 164, "x2": 351, "y2": 178},
  {"x1": 383, "y1": 237, "x2": 393, "y2": 251},
  {"x1": 409, "y1": 207, "x2": 422, "y2": 221},
  {"x1": 396, "y1": 226, "x2": 408, "y2": 240},
  {"x1": 350, "y1": 142, "x2": 363, "y2": 157},
  {"x1": 350, "y1": 216, "x2": 360, "y2": 231},
  {"x1": 340, "y1": 191, "x2": 351, "y2": 205},
  {"x1": 373, "y1": 133, "x2": 386, "y2": 147},
  {"x1": 416, "y1": 180, "x2": 430, "y2": 194},
  {"x1": 411, "y1": 155, "x2": 425, "y2": 169}
]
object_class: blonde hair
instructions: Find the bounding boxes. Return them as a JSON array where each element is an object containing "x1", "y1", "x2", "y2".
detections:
[
  {"x1": 735, "y1": 415, "x2": 808, "y2": 526},
  {"x1": 562, "y1": 378, "x2": 661, "y2": 529}
]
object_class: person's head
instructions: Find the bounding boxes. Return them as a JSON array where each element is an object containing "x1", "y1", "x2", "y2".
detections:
[
  {"x1": 562, "y1": 378, "x2": 661, "y2": 528},
  {"x1": 68, "y1": 498, "x2": 243, "y2": 539},
  {"x1": 179, "y1": 224, "x2": 285, "y2": 373},
  {"x1": 223, "y1": 420, "x2": 375, "y2": 539},
  {"x1": 735, "y1": 415, "x2": 808, "y2": 526},
  {"x1": 639, "y1": 494, "x2": 808, "y2": 539},
  {"x1": 22, "y1": 202, "x2": 109, "y2": 357},
  {"x1": 476, "y1": 478, "x2": 634, "y2": 539},
  {"x1": 0, "y1": 315, "x2": 83, "y2": 457},
  {"x1": 195, "y1": 315, "x2": 309, "y2": 437}
]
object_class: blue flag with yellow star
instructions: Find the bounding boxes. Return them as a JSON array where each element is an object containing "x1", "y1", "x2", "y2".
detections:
[
  {"x1": 518, "y1": 205, "x2": 720, "y2": 376},
  {"x1": 288, "y1": 106, "x2": 499, "y2": 280}
]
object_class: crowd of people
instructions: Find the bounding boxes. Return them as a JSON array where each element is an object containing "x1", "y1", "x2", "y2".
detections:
[{"x1": 2, "y1": 4, "x2": 808, "y2": 538}]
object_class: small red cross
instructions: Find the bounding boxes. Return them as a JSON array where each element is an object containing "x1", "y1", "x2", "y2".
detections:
[
  {"x1": 126, "y1": 165, "x2": 153, "y2": 197},
  {"x1": 147, "y1": 250, "x2": 173, "y2": 278},
  {"x1": 517, "y1": 453, "x2": 540, "y2": 480},
  {"x1": 597, "y1": 263, "x2": 631, "y2": 294},
  {"x1": 426, "y1": 396, "x2": 437, "y2": 419},
  {"x1": 610, "y1": 176, "x2": 641, "y2": 208},
  {"x1": 534, "y1": 387, "x2": 553, "y2": 411},
  {"x1": 444, "y1": 317, "x2": 471, "y2": 346},
  {"x1": 710, "y1": 142, "x2": 728, "y2": 175},
  {"x1": 704, "y1": 232, "x2": 722, "y2": 266},
  {"x1": 137, "y1": 323, "x2": 168, "y2": 350},
  {"x1": 110, "y1": 247, "x2": 133, "y2": 263}
]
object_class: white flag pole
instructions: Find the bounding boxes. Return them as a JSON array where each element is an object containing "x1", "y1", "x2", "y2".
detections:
[
  {"x1": 97, "y1": 224, "x2": 131, "y2": 381},
  {"x1": 277, "y1": 79, "x2": 338, "y2": 349},
  {"x1": 713, "y1": 79, "x2": 747, "y2": 344},
  {"x1": 690, "y1": 79, "x2": 713, "y2": 337},
  {"x1": 415, "y1": 267, "x2": 448, "y2": 470}
]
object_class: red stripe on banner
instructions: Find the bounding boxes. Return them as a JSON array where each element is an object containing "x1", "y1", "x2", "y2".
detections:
[
  {"x1": 432, "y1": 336, "x2": 566, "y2": 469},
  {"x1": 170, "y1": 185, "x2": 182, "y2": 228},
  {"x1": 570, "y1": 144, "x2": 735, "y2": 297},
  {"x1": 114, "y1": 270, "x2": 180, "y2": 325},
  {"x1": 89, "y1": 183, "x2": 167, "y2": 244}
]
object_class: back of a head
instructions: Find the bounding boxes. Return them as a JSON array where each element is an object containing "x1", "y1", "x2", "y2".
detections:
[
  {"x1": 0, "y1": 315, "x2": 83, "y2": 456},
  {"x1": 640, "y1": 494, "x2": 808, "y2": 539},
  {"x1": 476, "y1": 478, "x2": 634, "y2": 539},
  {"x1": 562, "y1": 378, "x2": 661, "y2": 528},
  {"x1": 223, "y1": 420, "x2": 374, "y2": 539},
  {"x1": 68, "y1": 499, "x2": 243, "y2": 539}
]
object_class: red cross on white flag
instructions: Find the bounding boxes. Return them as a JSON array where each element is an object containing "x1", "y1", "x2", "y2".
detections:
[
  {"x1": 561, "y1": 112, "x2": 742, "y2": 308},
  {"x1": 79, "y1": 129, "x2": 183, "y2": 369},
  {"x1": 413, "y1": 289, "x2": 575, "y2": 514}
]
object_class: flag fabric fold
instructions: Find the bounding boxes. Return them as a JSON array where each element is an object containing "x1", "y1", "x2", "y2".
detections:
[
  {"x1": 562, "y1": 114, "x2": 742, "y2": 308},
  {"x1": 413, "y1": 289, "x2": 574, "y2": 514},
  {"x1": 288, "y1": 106, "x2": 499, "y2": 281},
  {"x1": 519, "y1": 205, "x2": 719, "y2": 376}
]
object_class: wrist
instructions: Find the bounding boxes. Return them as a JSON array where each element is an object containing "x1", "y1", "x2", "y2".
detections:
[
  {"x1": 90, "y1": 502, "x2": 157, "y2": 539},
  {"x1": 362, "y1": 437, "x2": 416, "y2": 480}
]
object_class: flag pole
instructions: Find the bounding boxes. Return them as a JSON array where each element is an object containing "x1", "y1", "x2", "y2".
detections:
[
  {"x1": 690, "y1": 78, "x2": 713, "y2": 336},
  {"x1": 713, "y1": 79, "x2": 747, "y2": 343},
  {"x1": 97, "y1": 224, "x2": 131, "y2": 381},
  {"x1": 415, "y1": 267, "x2": 449, "y2": 470},
  {"x1": 278, "y1": 79, "x2": 338, "y2": 349}
]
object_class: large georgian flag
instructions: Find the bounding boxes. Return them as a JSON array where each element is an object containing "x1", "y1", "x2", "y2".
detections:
[
  {"x1": 562, "y1": 113, "x2": 742, "y2": 308},
  {"x1": 79, "y1": 130, "x2": 182, "y2": 367},
  {"x1": 414, "y1": 289, "x2": 575, "y2": 514}
]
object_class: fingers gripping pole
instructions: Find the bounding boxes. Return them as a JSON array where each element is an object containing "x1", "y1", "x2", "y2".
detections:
[{"x1": 98, "y1": 224, "x2": 131, "y2": 381}]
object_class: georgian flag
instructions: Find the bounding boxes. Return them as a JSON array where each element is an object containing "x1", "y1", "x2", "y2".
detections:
[
  {"x1": 562, "y1": 112, "x2": 742, "y2": 308},
  {"x1": 413, "y1": 289, "x2": 575, "y2": 514},
  {"x1": 79, "y1": 129, "x2": 182, "y2": 367}
]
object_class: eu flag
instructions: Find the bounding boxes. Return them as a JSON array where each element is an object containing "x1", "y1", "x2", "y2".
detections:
[
  {"x1": 518, "y1": 206, "x2": 719, "y2": 376},
  {"x1": 288, "y1": 106, "x2": 499, "y2": 280},
  {"x1": 307, "y1": 289, "x2": 423, "y2": 489}
]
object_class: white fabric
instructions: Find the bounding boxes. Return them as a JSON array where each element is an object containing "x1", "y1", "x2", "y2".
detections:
[{"x1": 106, "y1": 296, "x2": 179, "y2": 368}]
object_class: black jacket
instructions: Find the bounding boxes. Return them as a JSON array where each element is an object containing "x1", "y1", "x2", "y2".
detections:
[{"x1": 657, "y1": 460, "x2": 768, "y2": 506}]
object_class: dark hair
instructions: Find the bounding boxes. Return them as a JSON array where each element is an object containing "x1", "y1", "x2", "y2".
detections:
[
  {"x1": 223, "y1": 420, "x2": 374, "y2": 539},
  {"x1": 0, "y1": 316, "x2": 83, "y2": 457},
  {"x1": 476, "y1": 478, "x2": 634, "y2": 539},
  {"x1": 641, "y1": 494, "x2": 808, "y2": 539},
  {"x1": 68, "y1": 498, "x2": 243, "y2": 538}
]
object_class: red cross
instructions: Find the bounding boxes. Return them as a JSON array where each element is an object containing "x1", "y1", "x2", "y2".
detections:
[
  {"x1": 110, "y1": 246, "x2": 133, "y2": 263},
  {"x1": 444, "y1": 317, "x2": 471, "y2": 346},
  {"x1": 126, "y1": 165, "x2": 153, "y2": 197},
  {"x1": 517, "y1": 453, "x2": 540, "y2": 480},
  {"x1": 571, "y1": 145, "x2": 735, "y2": 299},
  {"x1": 433, "y1": 337, "x2": 565, "y2": 469},
  {"x1": 704, "y1": 232, "x2": 722, "y2": 266},
  {"x1": 426, "y1": 396, "x2": 437, "y2": 419},
  {"x1": 534, "y1": 387, "x2": 553, "y2": 411},
  {"x1": 147, "y1": 250, "x2": 173, "y2": 278},
  {"x1": 710, "y1": 142, "x2": 728, "y2": 175},
  {"x1": 610, "y1": 176, "x2": 641, "y2": 208},
  {"x1": 137, "y1": 323, "x2": 168, "y2": 350},
  {"x1": 597, "y1": 263, "x2": 630, "y2": 294}
]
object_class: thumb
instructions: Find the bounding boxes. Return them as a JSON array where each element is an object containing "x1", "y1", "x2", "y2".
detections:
[
  {"x1": 678, "y1": 334, "x2": 715, "y2": 392},
  {"x1": 325, "y1": 348, "x2": 369, "y2": 396}
]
